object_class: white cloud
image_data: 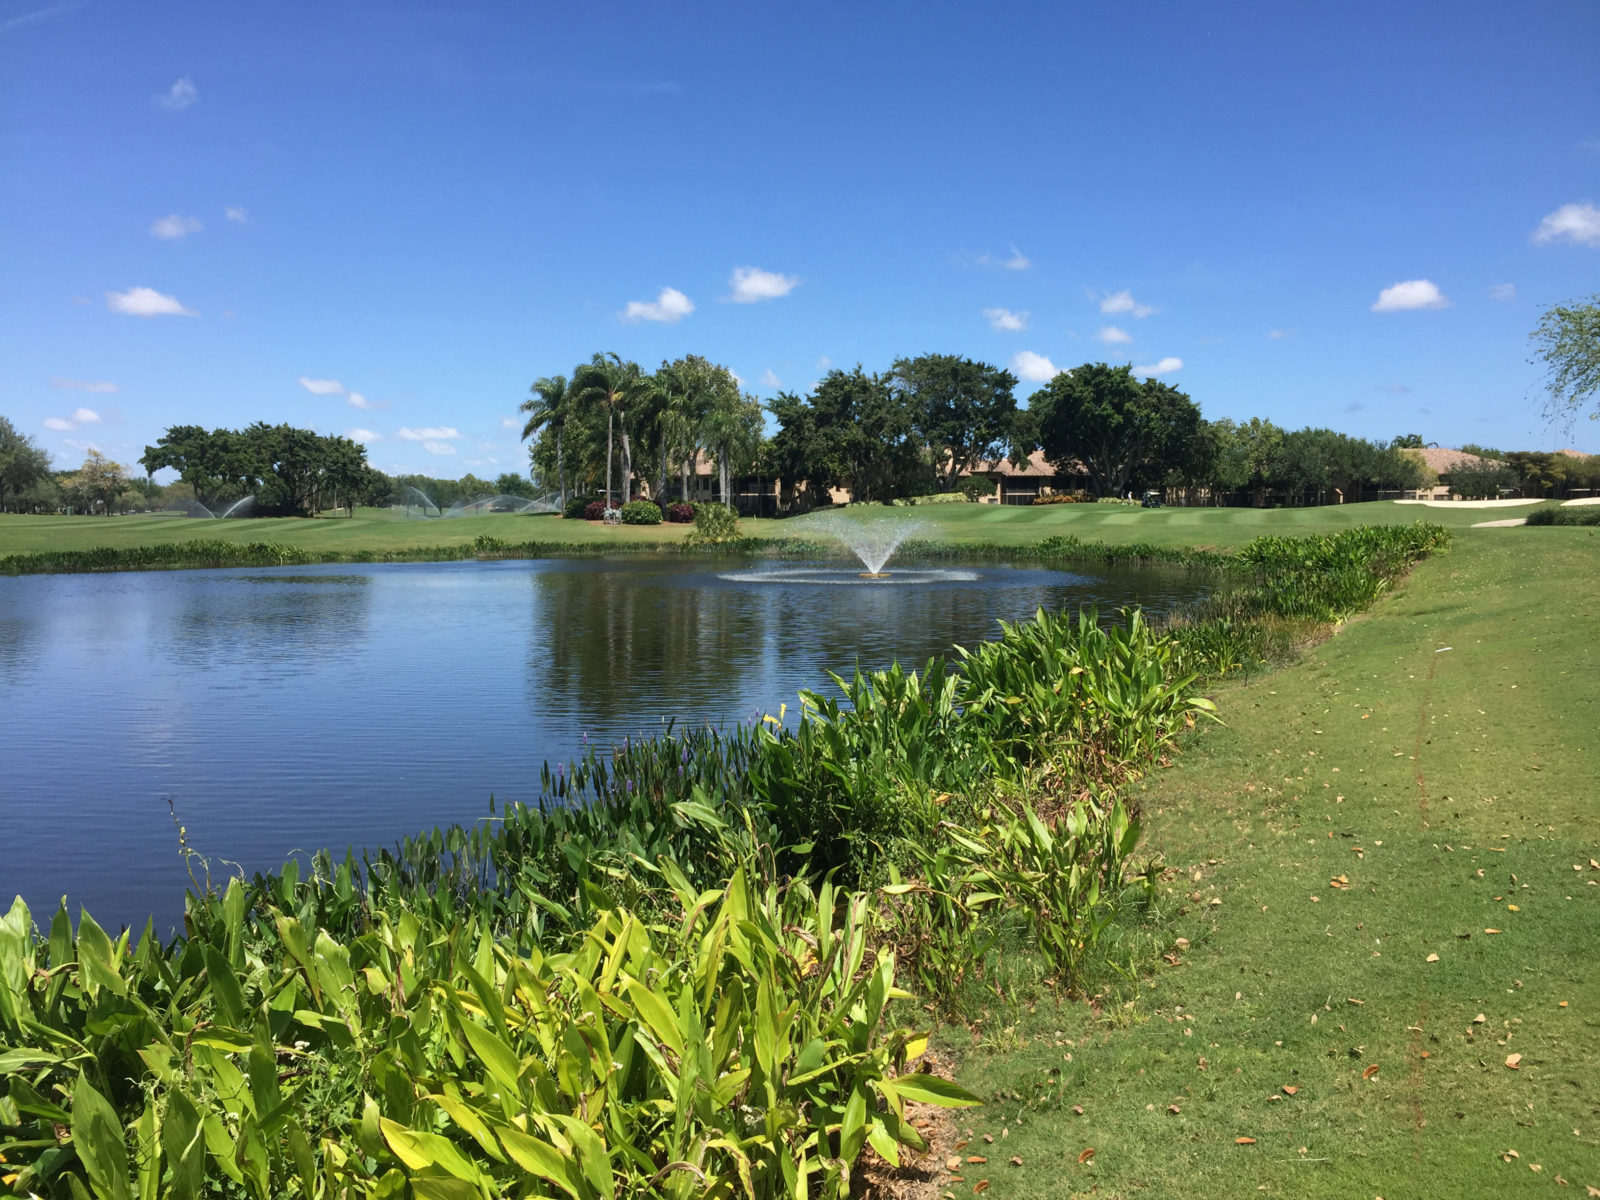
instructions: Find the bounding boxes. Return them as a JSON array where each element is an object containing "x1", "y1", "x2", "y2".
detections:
[
  {"x1": 1531, "y1": 201, "x2": 1600, "y2": 248},
  {"x1": 156, "y1": 77, "x2": 197, "y2": 110},
  {"x1": 422, "y1": 440, "x2": 457, "y2": 456},
  {"x1": 298, "y1": 377, "x2": 346, "y2": 395},
  {"x1": 1371, "y1": 279, "x2": 1451, "y2": 312},
  {"x1": 50, "y1": 378, "x2": 117, "y2": 393},
  {"x1": 1489, "y1": 283, "x2": 1517, "y2": 302},
  {"x1": 224, "y1": 206, "x2": 251, "y2": 224},
  {"x1": 984, "y1": 307, "x2": 1029, "y2": 332},
  {"x1": 978, "y1": 245, "x2": 1031, "y2": 271},
  {"x1": 1011, "y1": 350, "x2": 1063, "y2": 383},
  {"x1": 620, "y1": 286, "x2": 694, "y2": 323},
  {"x1": 1095, "y1": 325, "x2": 1132, "y2": 344},
  {"x1": 759, "y1": 369, "x2": 782, "y2": 388},
  {"x1": 816, "y1": 355, "x2": 832, "y2": 370},
  {"x1": 728, "y1": 266, "x2": 799, "y2": 303},
  {"x1": 1267, "y1": 328, "x2": 1290, "y2": 339},
  {"x1": 397, "y1": 426, "x2": 461, "y2": 442},
  {"x1": 149, "y1": 214, "x2": 202, "y2": 240},
  {"x1": 344, "y1": 428, "x2": 380, "y2": 444},
  {"x1": 42, "y1": 407, "x2": 102, "y2": 432},
  {"x1": 105, "y1": 286, "x2": 196, "y2": 317},
  {"x1": 347, "y1": 392, "x2": 387, "y2": 410},
  {"x1": 63, "y1": 438, "x2": 102, "y2": 452},
  {"x1": 500, "y1": 416, "x2": 519, "y2": 429},
  {"x1": 1132, "y1": 356, "x2": 1183, "y2": 377},
  {"x1": 1098, "y1": 290, "x2": 1158, "y2": 318}
]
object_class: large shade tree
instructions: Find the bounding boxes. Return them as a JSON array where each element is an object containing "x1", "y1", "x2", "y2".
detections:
[
  {"x1": 0, "y1": 416, "x2": 52, "y2": 512},
  {"x1": 891, "y1": 353, "x2": 1019, "y2": 490},
  {"x1": 1029, "y1": 363, "x2": 1205, "y2": 496},
  {"x1": 1531, "y1": 293, "x2": 1600, "y2": 426}
]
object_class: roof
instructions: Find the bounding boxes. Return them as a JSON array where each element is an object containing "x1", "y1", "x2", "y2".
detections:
[
  {"x1": 1409, "y1": 447, "x2": 1499, "y2": 473},
  {"x1": 969, "y1": 449, "x2": 1083, "y2": 476}
]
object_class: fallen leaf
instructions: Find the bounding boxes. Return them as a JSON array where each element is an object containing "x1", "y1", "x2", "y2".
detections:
[
  {"x1": 953, "y1": 1140, "x2": 968, "y2": 1151},
  {"x1": 1362, "y1": 1063, "x2": 1380, "y2": 1079},
  {"x1": 1347, "y1": 997, "x2": 1365, "y2": 1006},
  {"x1": 1473, "y1": 1013, "x2": 1487, "y2": 1023},
  {"x1": 967, "y1": 1156, "x2": 987, "y2": 1164},
  {"x1": 1559, "y1": 1001, "x2": 1569, "y2": 1008},
  {"x1": 1236, "y1": 1136, "x2": 1256, "y2": 1145},
  {"x1": 1502, "y1": 1149, "x2": 1519, "y2": 1161},
  {"x1": 947, "y1": 1157, "x2": 962, "y2": 1171},
  {"x1": 981, "y1": 1135, "x2": 994, "y2": 1144},
  {"x1": 1174, "y1": 937, "x2": 1190, "y2": 950},
  {"x1": 1077, "y1": 1147, "x2": 1095, "y2": 1163},
  {"x1": 1009, "y1": 1156, "x2": 1022, "y2": 1167},
  {"x1": 1072, "y1": 1105, "x2": 1084, "y2": 1116},
  {"x1": 1281, "y1": 1085, "x2": 1299, "y2": 1095},
  {"x1": 1485, "y1": 928, "x2": 1502, "y2": 935},
  {"x1": 973, "y1": 1182, "x2": 990, "y2": 1194},
  {"x1": 1420, "y1": 1050, "x2": 1431, "y2": 1058},
  {"x1": 1508, "y1": 904, "x2": 1520, "y2": 912},
  {"x1": 1426, "y1": 953, "x2": 1440, "y2": 963},
  {"x1": 1168, "y1": 1104, "x2": 1181, "y2": 1114},
  {"x1": 1505, "y1": 1053, "x2": 1522, "y2": 1070}
]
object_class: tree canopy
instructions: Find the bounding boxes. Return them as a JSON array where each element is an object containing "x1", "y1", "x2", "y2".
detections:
[
  {"x1": 891, "y1": 354, "x2": 1019, "y2": 490},
  {"x1": 1028, "y1": 363, "x2": 1205, "y2": 496},
  {"x1": 141, "y1": 423, "x2": 372, "y2": 515},
  {"x1": 0, "y1": 416, "x2": 53, "y2": 512},
  {"x1": 1531, "y1": 293, "x2": 1600, "y2": 426}
]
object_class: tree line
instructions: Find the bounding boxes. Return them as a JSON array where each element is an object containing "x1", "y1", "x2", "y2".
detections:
[{"x1": 522, "y1": 353, "x2": 1441, "y2": 506}]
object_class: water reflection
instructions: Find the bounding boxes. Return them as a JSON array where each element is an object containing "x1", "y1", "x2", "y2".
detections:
[{"x1": 2, "y1": 558, "x2": 1207, "y2": 933}]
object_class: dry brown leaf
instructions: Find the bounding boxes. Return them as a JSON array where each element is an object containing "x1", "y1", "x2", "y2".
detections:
[
  {"x1": 1347, "y1": 997, "x2": 1365, "y2": 1006},
  {"x1": 973, "y1": 1182, "x2": 990, "y2": 1194},
  {"x1": 1473, "y1": 1013, "x2": 1487, "y2": 1023},
  {"x1": 1505, "y1": 1053, "x2": 1522, "y2": 1069},
  {"x1": 1426, "y1": 953, "x2": 1440, "y2": 962},
  {"x1": 947, "y1": 1157, "x2": 962, "y2": 1171},
  {"x1": 1009, "y1": 1156, "x2": 1022, "y2": 1167},
  {"x1": 1362, "y1": 1063, "x2": 1380, "y2": 1079},
  {"x1": 1077, "y1": 1147, "x2": 1095, "y2": 1164},
  {"x1": 1174, "y1": 937, "x2": 1190, "y2": 950},
  {"x1": 1071, "y1": 1105, "x2": 1084, "y2": 1116},
  {"x1": 1501, "y1": 1149, "x2": 1519, "y2": 1161},
  {"x1": 1236, "y1": 1136, "x2": 1256, "y2": 1145},
  {"x1": 1281, "y1": 1085, "x2": 1299, "y2": 1095},
  {"x1": 966, "y1": 1156, "x2": 987, "y2": 1164},
  {"x1": 1485, "y1": 928, "x2": 1502, "y2": 935},
  {"x1": 1167, "y1": 1104, "x2": 1181, "y2": 1114},
  {"x1": 981, "y1": 1134, "x2": 994, "y2": 1145},
  {"x1": 953, "y1": 1140, "x2": 968, "y2": 1151},
  {"x1": 1584, "y1": 1184, "x2": 1599, "y2": 1197},
  {"x1": 1559, "y1": 1000, "x2": 1569, "y2": 1008}
]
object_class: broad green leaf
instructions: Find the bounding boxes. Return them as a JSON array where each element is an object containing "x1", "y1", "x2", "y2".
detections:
[
  {"x1": 498, "y1": 1125, "x2": 581, "y2": 1200},
  {"x1": 69, "y1": 1073, "x2": 132, "y2": 1200},
  {"x1": 459, "y1": 1017, "x2": 523, "y2": 1100},
  {"x1": 880, "y1": 1072, "x2": 983, "y2": 1107},
  {"x1": 379, "y1": 1118, "x2": 484, "y2": 1186}
]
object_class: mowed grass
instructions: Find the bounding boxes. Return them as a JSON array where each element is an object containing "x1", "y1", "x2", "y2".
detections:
[
  {"x1": 937, "y1": 528, "x2": 1600, "y2": 1198},
  {"x1": 0, "y1": 499, "x2": 1503, "y2": 558}
]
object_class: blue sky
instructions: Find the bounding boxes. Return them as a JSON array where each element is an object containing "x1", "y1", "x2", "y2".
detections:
[{"x1": 3, "y1": 1, "x2": 1597, "y2": 477}]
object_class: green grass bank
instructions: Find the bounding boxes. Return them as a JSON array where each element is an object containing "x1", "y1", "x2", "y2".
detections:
[
  {"x1": 0, "y1": 501, "x2": 1504, "y2": 574},
  {"x1": 941, "y1": 527, "x2": 1600, "y2": 1198}
]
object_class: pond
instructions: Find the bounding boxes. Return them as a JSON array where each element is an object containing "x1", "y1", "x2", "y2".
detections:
[{"x1": 0, "y1": 557, "x2": 1209, "y2": 931}]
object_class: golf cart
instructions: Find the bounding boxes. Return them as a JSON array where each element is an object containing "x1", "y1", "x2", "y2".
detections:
[{"x1": 1140, "y1": 490, "x2": 1163, "y2": 508}]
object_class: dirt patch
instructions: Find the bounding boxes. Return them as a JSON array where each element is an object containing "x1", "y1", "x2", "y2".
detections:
[{"x1": 854, "y1": 1054, "x2": 966, "y2": 1200}]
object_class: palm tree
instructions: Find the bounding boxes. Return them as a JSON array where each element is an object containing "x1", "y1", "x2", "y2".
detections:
[
  {"x1": 701, "y1": 389, "x2": 764, "y2": 510},
  {"x1": 572, "y1": 352, "x2": 648, "y2": 508},
  {"x1": 520, "y1": 374, "x2": 571, "y2": 510},
  {"x1": 654, "y1": 357, "x2": 717, "y2": 504}
]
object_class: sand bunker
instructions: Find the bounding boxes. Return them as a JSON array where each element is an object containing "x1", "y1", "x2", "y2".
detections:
[{"x1": 1395, "y1": 498, "x2": 1541, "y2": 509}]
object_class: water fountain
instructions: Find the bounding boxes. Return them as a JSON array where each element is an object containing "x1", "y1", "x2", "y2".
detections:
[
  {"x1": 442, "y1": 494, "x2": 560, "y2": 517},
  {"x1": 719, "y1": 509, "x2": 977, "y2": 585}
]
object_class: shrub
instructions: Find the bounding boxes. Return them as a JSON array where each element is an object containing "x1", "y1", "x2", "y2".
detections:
[
  {"x1": 619, "y1": 499, "x2": 662, "y2": 525},
  {"x1": 958, "y1": 476, "x2": 996, "y2": 500},
  {"x1": 685, "y1": 500, "x2": 741, "y2": 545},
  {"x1": 583, "y1": 499, "x2": 608, "y2": 521},
  {"x1": 1525, "y1": 504, "x2": 1600, "y2": 526},
  {"x1": 562, "y1": 493, "x2": 597, "y2": 519},
  {"x1": 665, "y1": 502, "x2": 694, "y2": 523}
]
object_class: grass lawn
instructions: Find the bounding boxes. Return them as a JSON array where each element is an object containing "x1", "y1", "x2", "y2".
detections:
[
  {"x1": 0, "y1": 499, "x2": 1504, "y2": 558},
  {"x1": 937, "y1": 527, "x2": 1600, "y2": 1198}
]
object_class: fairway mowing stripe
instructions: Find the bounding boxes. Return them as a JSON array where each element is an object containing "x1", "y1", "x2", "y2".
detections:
[
  {"x1": 1405, "y1": 643, "x2": 1443, "y2": 1158},
  {"x1": 1410, "y1": 649, "x2": 1440, "y2": 829}
]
